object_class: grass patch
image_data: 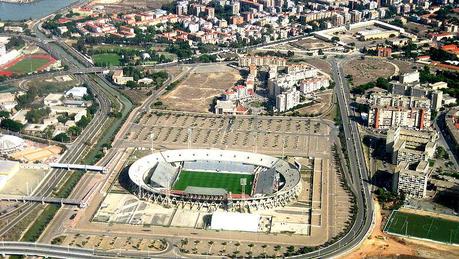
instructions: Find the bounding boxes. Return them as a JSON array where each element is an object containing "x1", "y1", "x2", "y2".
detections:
[
  {"x1": 384, "y1": 210, "x2": 459, "y2": 244},
  {"x1": 92, "y1": 53, "x2": 121, "y2": 67},
  {"x1": 8, "y1": 58, "x2": 50, "y2": 74},
  {"x1": 21, "y1": 204, "x2": 60, "y2": 242},
  {"x1": 173, "y1": 171, "x2": 254, "y2": 194}
]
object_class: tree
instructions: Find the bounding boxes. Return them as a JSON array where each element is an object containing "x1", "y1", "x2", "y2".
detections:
[
  {"x1": 53, "y1": 133, "x2": 70, "y2": 142},
  {"x1": 0, "y1": 110, "x2": 10, "y2": 118},
  {"x1": 126, "y1": 80, "x2": 138, "y2": 88},
  {"x1": 67, "y1": 126, "x2": 82, "y2": 137},
  {"x1": 76, "y1": 115, "x2": 90, "y2": 128},
  {"x1": 25, "y1": 107, "x2": 51, "y2": 123},
  {"x1": 0, "y1": 119, "x2": 24, "y2": 132}
]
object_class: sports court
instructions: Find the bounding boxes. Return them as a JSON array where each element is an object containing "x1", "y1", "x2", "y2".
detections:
[
  {"x1": 172, "y1": 171, "x2": 254, "y2": 194},
  {"x1": 384, "y1": 210, "x2": 459, "y2": 244}
]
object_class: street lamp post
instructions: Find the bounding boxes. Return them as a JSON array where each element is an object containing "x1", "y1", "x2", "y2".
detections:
[
  {"x1": 188, "y1": 128, "x2": 192, "y2": 149},
  {"x1": 151, "y1": 133, "x2": 155, "y2": 154}
]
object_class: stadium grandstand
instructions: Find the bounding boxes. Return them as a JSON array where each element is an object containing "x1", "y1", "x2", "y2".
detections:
[{"x1": 128, "y1": 149, "x2": 302, "y2": 211}]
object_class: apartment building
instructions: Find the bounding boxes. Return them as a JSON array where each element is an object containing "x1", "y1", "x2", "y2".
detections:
[
  {"x1": 238, "y1": 55, "x2": 287, "y2": 67},
  {"x1": 386, "y1": 127, "x2": 437, "y2": 164},
  {"x1": 268, "y1": 64, "x2": 319, "y2": 97},
  {"x1": 367, "y1": 92, "x2": 432, "y2": 129},
  {"x1": 299, "y1": 76, "x2": 330, "y2": 94},
  {"x1": 275, "y1": 89, "x2": 300, "y2": 112},
  {"x1": 394, "y1": 161, "x2": 430, "y2": 199}
]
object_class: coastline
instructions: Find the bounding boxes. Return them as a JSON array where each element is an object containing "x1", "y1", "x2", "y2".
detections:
[{"x1": 0, "y1": 0, "x2": 36, "y2": 3}]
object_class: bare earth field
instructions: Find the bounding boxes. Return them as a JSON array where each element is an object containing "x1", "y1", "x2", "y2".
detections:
[
  {"x1": 120, "y1": 89, "x2": 150, "y2": 105},
  {"x1": 391, "y1": 59, "x2": 422, "y2": 74},
  {"x1": 290, "y1": 38, "x2": 333, "y2": 50},
  {"x1": 302, "y1": 58, "x2": 332, "y2": 75},
  {"x1": 288, "y1": 90, "x2": 333, "y2": 117},
  {"x1": 343, "y1": 58, "x2": 396, "y2": 86},
  {"x1": 160, "y1": 64, "x2": 241, "y2": 112}
]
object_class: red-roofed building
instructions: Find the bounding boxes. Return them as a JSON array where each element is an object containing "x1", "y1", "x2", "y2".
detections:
[
  {"x1": 441, "y1": 44, "x2": 459, "y2": 56},
  {"x1": 377, "y1": 46, "x2": 392, "y2": 57},
  {"x1": 429, "y1": 32, "x2": 454, "y2": 41},
  {"x1": 57, "y1": 18, "x2": 72, "y2": 24}
]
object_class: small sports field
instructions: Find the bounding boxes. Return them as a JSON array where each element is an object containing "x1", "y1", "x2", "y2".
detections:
[
  {"x1": 0, "y1": 54, "x2": 56, "y2": 75},
  {"x1": 384, "y1": 210, "x2": 459, "y2": 244},
  {"x1": 92, "y1": 53, "x2": 121, "y2": 66},
  {"x1": 172, "y1": 170, "x2": 254, "y2": 195}
]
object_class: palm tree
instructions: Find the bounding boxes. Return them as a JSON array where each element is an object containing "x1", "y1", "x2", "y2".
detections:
[
  {"x1": 208, "y1": 240, "x2": 214, "y2": 254},
  {"x1": 180, "y1": 238, "x2": 188, "y2": 248},
  {"x1": 193, "y1": 240, "x2": 200, "y2": 250},
  {"x1": 261, "y1": 244, "x2": 268, "y2": 253},
  {"x1": 235, "y1": 242, "x2": 241, "y2": 251}
]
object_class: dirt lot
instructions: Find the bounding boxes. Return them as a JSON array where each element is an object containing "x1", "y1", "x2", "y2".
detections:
[
  {"x1": 121, "y1": 89, "x2": 151, "y2": 105},
  {"x1": 391, "y1": 59, "x2": 422, "y2": 74},
  {"x1": 343, "y1": 57, "x2": 396, "y2": 86},
  {"x1": 289, "y1": 90, "x2": 334, "y2": 117},
  {"x1": 290, "y1": 38, "x2": 334, "y2": 50},
  {"x1": 160, "y1": 64, "x2": 241, "y2": 112},
  {"x1": 342, "y1": 201, "x2": 459, "y2": 259},
  {"x1": 302, "y1": 58, "x2": 332, "y2": 75}
]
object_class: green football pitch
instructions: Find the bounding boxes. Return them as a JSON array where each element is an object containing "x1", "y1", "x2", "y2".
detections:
[
  {"x1": 384, "y1": 210, "x2": 459, "y2": 244},
  {"x1": 8, "y1": 58, "x2": 50, "y2": 74},
  {"x1": 172, "y1": 170, "x2": 254, "y2": 194}
]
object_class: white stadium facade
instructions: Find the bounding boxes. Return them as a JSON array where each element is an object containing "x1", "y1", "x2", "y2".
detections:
[
  {"x1": 128, "y1": 149, "x2": 302, "y2": 211},
  {"x1": 0, "y1": 134, "x2": 25, "y2": 155}
]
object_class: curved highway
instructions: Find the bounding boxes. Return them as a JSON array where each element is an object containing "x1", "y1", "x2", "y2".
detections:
[{"x1": 291, "y1": 57, "x2": 374, "y2": 258}]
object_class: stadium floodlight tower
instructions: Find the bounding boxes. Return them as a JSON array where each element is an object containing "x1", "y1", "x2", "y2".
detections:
[
  {"x1": 154, "y1": 132, "x2": 155, "y2": 154},
  {"x1": 240, "y1": 178, "x2": 247, "y2": 198},
  {"x1": 187, "y1": 128, "x2": 192, "y2": 149}
]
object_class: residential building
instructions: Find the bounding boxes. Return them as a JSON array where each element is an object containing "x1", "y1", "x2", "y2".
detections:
[
  {"x1": 112, "y1": 70, "x2": 134, "y2": 85},
  {"x1": 276, "y1": 89, "x2": 300, "y2": 112},
  {"x1": 394, "y1": 161, "x2": 430, "y2": 198},
  {"x1": 386, "y1": 127, "x2": 437, "y2": 164},
  {"x1": 431, "y1": 90, "x2": 443, "y2": 111},
  {"x1": 299, "y1": 76, "x2": 330, "y2": 94},
  {"x1": 223, "y1": 85, "x2": 254, "y2": 101},
  {"x1": 400, "y1": 71, "x2": 420, "y2": 84},
  {"x1": 238, "y1": 55, "x2": 287, "y2": 67},
  {"x1": 376, "y1": 46, "x2": 392, "y2": 57},
  {"x1": 214, "y1": 100, "x2": 249, "y2": 115},
  {"x1": 44, "y1": 93, "x2": 64, "y2": 107},
  {"x1": 232, "y1": 1, "x2": 241, "y2": 15},
  {"x1": 368, "y1": 106, "x2": 430, "y2": 129}
]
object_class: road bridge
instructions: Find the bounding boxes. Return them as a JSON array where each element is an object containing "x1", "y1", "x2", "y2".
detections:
[
  {"x1": 0, "y1": 196, "x2": 85, "y2": 208},
  {"x1": 49, "y1": 163, "x2": 106, "y2": 173}
]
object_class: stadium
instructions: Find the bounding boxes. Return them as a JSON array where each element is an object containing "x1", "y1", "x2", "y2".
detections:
[{"x1": 128, "y1": 149, "x2": 302, "y2": 211}]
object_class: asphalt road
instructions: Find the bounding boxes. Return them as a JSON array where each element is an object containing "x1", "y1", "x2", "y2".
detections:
[{"x1": 435, "y1": 112, "x2": 459, "y2": 169}]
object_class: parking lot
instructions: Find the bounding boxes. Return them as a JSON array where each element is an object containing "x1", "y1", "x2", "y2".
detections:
[{"x1": 121, "y1": 110, "x2": 334, "y2": 157}]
